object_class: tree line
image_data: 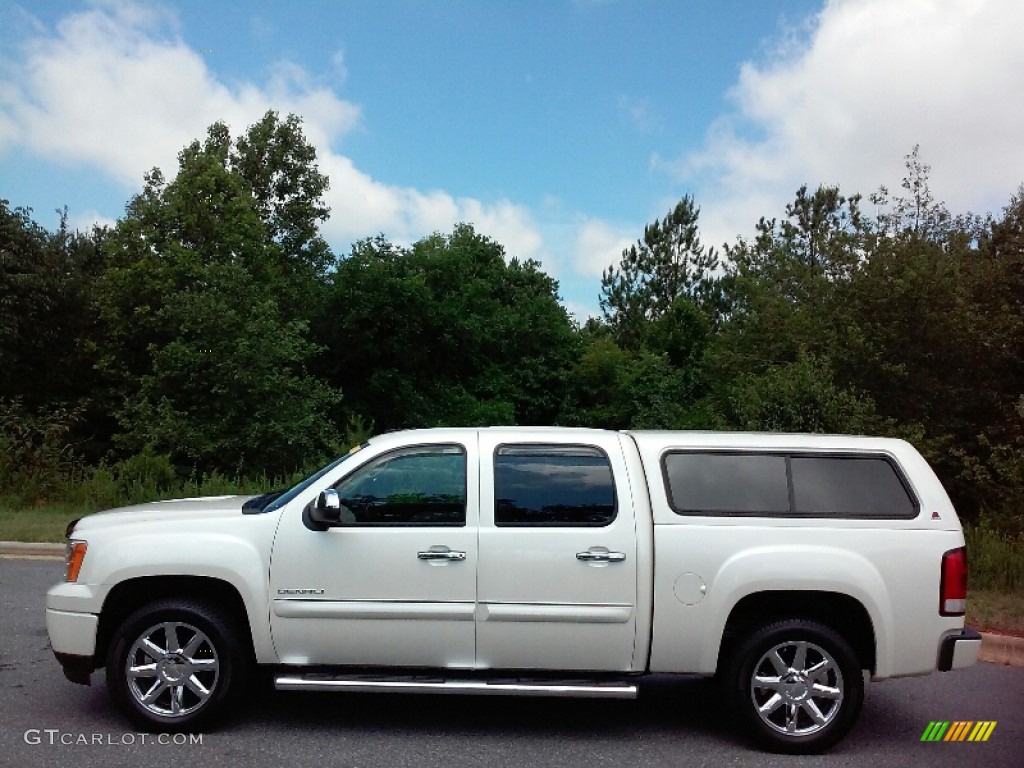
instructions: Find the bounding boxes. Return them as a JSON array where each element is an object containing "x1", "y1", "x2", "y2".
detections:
[{"x1": 2, "y1": 112, "x2": 1022, "y2": 532}]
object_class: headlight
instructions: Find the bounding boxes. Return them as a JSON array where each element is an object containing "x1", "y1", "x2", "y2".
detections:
[{"x1": 65, "y1": 540, "x2": 88, "y2": 582}]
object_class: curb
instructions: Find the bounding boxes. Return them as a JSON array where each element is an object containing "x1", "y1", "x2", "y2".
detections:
[
  {"x1": 978, "y1": 631, "x2": 1024, "y2": 667},
  {"x1": 0, "y1": 541, "x2": 64, "y2": 558},
  {"x1": 0, "y1": 540, "x2": 1022, "y2": 668}
]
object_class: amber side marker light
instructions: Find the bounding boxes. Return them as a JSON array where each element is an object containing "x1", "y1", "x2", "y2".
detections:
[{"x1": 65, "y1": 541, "x2": 87, "y2": 582}]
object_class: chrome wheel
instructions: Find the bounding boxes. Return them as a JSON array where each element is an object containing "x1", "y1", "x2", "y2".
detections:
[
  {"x1": 749, "y1": 639, "x2": 843, "y2": 736},
  {"x1": 125, "y1": 621, "x2": 220, "y2": 719}
]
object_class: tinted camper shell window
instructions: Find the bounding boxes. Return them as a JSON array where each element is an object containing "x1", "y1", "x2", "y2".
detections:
[{"x1": 662, "y1": 451, "x2": 918, "y2": 519}]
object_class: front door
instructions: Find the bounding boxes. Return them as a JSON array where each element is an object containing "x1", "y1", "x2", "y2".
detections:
[
  {"x1": 475, "y1": 430, "x2": 639, "y2": 672},
  {"x1": 269, "y1": 439, "x2": 478, "y2": 669}
]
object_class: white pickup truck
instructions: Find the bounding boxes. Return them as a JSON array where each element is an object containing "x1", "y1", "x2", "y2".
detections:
[{"x1": 47, "y1": 427, "x2": 980, "y2": 753}]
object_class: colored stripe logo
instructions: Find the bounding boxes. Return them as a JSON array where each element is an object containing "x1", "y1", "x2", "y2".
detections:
[{"x1": 921, "y1": 721, "x2": 996, "y2": 742}]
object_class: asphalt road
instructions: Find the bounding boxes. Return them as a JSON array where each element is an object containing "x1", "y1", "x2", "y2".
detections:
[{"x1": 2, "y1": 557, "x2": 1022, "y2": 768}]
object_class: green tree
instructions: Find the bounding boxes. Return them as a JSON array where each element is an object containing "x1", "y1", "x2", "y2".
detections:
[
  {"x1": 95, "y1": 116, "x2": 340, "y2": 475},
  {"x1": 563, "y1": 336, "x2": 696, "y2": 430},
  {"x1": 721, "y1": 355, "x2": 886, "y2": 435},
  {"x1": 719, "y1": 184, "x2": 867, "y2": 374},
  {"x1": 0, "y1": 202, "x2": 105, "y2": 411},
  {"x1": 228, "y1": 111, "x2": 333, "y2": 319},
  {"x1": 870, "y1": 144, "x2": 952, "y2": 239},
  {"x1": 316, "y1": 225, "x2": 578, "y2": 431},
  {"x1": 600, "y1": 195, "x2": 720, "y2": 349}
]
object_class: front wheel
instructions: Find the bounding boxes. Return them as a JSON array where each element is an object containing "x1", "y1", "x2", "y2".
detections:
[
  {"x1": 725, "y1": 619, "x2": 864, "y2": 754},
  {"x1": 106, "y1": 600, "x2": 249, "y2": 732}
]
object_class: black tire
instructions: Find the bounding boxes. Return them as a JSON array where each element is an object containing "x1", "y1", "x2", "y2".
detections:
[
  {"x1": 723, "y1": 619, "x2": 864, "y2": 754},
  {"x1": 106, "y1": 599, "x2": 250, "y2": 732}
]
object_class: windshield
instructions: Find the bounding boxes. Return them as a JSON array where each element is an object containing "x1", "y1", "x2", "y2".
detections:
[{"x1": 263, "y1": 444, "x2": 366, "y2": 514}]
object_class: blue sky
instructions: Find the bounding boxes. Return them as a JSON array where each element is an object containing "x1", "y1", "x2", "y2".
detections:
[{"x1": 2, "y1": 0, "x2": 1023, "y2": 319}]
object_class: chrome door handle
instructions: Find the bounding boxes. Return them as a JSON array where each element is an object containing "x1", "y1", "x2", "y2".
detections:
[
  {"x1": 417, "y1": 550, "x2": 467, "y2": 561},
  {"x1": 576, "y1": 551, "x2": 626, "y2": 563}
]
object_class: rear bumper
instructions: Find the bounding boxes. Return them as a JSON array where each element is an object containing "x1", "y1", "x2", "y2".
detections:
[{"x1": 938, "y1": 628, "x2": 982, "y2": 671}]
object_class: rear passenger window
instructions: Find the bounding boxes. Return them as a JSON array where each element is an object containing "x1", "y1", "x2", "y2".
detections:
[
  {"x1": 494, "y1": 445, "x2": 616, "y2": 526},
  {"x1": 790, "y1": 457, "x2": 916, "y2": 518},
  {"x1": 663, "y1": 453, "x2": 789, "y2": 515},
  {"x1": 663, "y1": 451, "x2": 918, "y2": 519}
]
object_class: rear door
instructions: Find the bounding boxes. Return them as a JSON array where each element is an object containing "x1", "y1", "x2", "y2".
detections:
[{"x1": 475, "y1": 430, "x2": 639, "y2": 671}]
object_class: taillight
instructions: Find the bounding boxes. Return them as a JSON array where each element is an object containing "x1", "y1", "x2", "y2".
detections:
[{"x1": 940, "y1": 546, "x2": 968, "y2": 616}]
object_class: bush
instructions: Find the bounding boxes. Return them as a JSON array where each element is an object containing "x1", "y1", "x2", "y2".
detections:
[
  {"x1": 179, "y1": 470, "x2": 272, "y2": 499},
  {"x1": 61, "y1": 464, "x2": 120, "y2": 511},
  {"x1": 964, "y1": 522, "x2": 1024, "y2": 593},
  {"x1": 0, "y1": 397, "x2": 85, "y2": 502},
  {"x1": 113, "y1": 449, "x2": 179, "y2": 503}
]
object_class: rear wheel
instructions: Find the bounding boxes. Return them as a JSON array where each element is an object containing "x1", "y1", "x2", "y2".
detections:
[
  {"x1": 106, "y1": 600, "x2": 249, "y2": 732},
  {"x1": 725, "y1": 619, "x2": 864, "y2": 754}
]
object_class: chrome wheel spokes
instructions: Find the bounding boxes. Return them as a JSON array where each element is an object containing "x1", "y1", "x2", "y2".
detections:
[
  {"x1": 750, "y1": 640, "x2": 844, "y2": 737},
  {"x1": 125, "y1": 621, "x2": 220, "y2": 718}
]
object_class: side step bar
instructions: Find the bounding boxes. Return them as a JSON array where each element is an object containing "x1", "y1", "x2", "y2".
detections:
[{"x1": 274, "y1": 674, "x2": 638, "y2": 699}]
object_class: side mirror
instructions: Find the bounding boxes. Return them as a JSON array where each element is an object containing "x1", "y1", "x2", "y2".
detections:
[{"x1": 310, "y1": 488, "x2": 342, "y2": 526}]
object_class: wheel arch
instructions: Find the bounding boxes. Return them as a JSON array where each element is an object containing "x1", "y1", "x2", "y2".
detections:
[
  {"x1": 95, "y1": 576, "x2": 254, "y2": 670},
  {"x1": 716, "y1": 590, "x2": 877, "y2": 676}
]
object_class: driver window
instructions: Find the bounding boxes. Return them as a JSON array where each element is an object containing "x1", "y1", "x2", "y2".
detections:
[{"x1": 332, "y1": 444, "x2": 466, "y2": 526}]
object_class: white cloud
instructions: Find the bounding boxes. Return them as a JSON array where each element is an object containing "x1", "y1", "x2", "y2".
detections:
[
  {"x1": 316, "y1": 152, "x2": 548, "y2": 268},
  {"x1": 0, "y1": 0, "x2": 549, "y2": 273},
  {"x1": 67, "y1": 208, "x2": 118, "y2": 233},
  {"x1": 459, "y1": 198, "x2": 547, "y2": 265},
  {"x1": 572, "y1": 217, "x2": 633, "y2": 277},
  {"x1": 670, "y1": 0, "x2": 1024, "y2": 249},
  {"x1": 0, "y1": 2, "x2": 360, "y2": 186},
  {"x1": 560, "y1": 298, "x2": 599, "y2": 326}
]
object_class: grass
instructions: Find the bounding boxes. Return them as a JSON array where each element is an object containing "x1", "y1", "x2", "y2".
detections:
[
  {"x1": 0, "y1": 502, "x2": 82, "y2": 543},
  {"x1": 966, "y1": 589, "x2": 1024, "y2": 638},
  {"x1": 962, "y1": 524, "x2": 1024, "y2": 637}
]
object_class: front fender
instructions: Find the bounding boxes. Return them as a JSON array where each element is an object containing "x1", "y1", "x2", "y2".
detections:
[{"x1": 52, "y1": 525, "x2": 278, "y2": 664}]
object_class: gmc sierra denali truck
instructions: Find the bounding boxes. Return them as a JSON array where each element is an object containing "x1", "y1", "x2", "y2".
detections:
[{"x1": 47, "y1": 427, "x2": 981, "y2": 753}]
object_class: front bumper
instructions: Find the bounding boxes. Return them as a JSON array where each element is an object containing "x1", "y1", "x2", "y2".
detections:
[
  {"x1": 53, "y1": 652, "x2": 94, "y2": 686},
  {"x1": 46, "y1": 607, "x2": 98, "y2": 657},
  {"x1": 46, "y1": 582, "x2": 101, "y2": 686},
  {"x1": 937, "y1": 627, "x2": 982, "y2": 671},
  {"x1": 46, "y1": 608, "x2": 99, "y2": 685}
]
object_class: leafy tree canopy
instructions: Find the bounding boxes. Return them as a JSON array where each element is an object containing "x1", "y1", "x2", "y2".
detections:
[
  {"x1": 600, "y1": 195, "x2": 720, "y2": 349},
  {"x1": 94, "y1": 113, "x2": 340, "y2": 475},
  {"x1": 315, "y1": 224, "x2": 578, "y2": 431}
]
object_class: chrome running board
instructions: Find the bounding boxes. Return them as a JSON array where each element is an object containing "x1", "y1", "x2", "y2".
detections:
[{"x1": 274, "y1": 673, "x2": 638, "y2": 699}]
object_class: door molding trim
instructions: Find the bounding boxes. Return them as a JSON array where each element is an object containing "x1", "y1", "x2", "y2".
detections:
[
  {"x1": 478, "y1": 603, "x2": 633, "y2": 623},
  {"x1": 273, "y1": 599, "x2": 476, "y2": 620}
]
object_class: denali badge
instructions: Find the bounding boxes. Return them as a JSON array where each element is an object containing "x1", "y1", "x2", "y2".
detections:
[{"x1": 277, "y1": 588, "x2": 326, "y2": 595}]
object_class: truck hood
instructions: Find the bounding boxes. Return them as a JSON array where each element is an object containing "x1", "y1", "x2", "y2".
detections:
[{"x1": 72, "y1": 495, "x2": 258, "y2": 533}]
